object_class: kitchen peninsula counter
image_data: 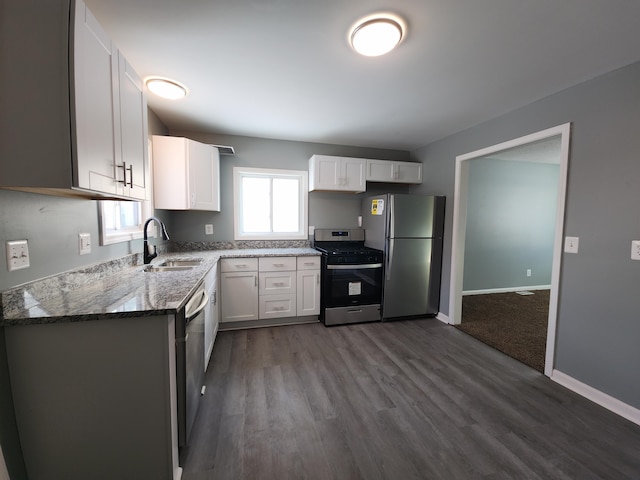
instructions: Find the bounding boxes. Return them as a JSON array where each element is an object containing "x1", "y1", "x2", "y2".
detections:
[{"x1": 0, "y1": 248, "x2": 320, "y2": 326}]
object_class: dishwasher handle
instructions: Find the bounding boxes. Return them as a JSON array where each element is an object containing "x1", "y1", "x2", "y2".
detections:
[{"x1": 185, "y1": 288, "x2": 209, "y2": 322}]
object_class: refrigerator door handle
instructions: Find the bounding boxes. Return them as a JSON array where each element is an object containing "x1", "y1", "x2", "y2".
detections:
[{"x1": 386, "y1": 238, "x2": 394, "y2": 281}]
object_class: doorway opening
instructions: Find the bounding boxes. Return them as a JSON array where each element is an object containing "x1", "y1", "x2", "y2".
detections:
[{"x1": 448, "y1": 123, "x2": 571, "y2": 377}]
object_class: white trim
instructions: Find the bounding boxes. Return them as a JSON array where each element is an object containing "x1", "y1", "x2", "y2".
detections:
[
  {"x1": 449, "y1": 123, "x2": 571, "y2": 379},
  {"x1": 552, "y1": 370, "x2": 640, "y2": 426},
  {"x1": 463, "y1": 285, "x2": 551, "y2": 296},
  {"x1": 436, "y1": 312, "x2": 450, "y2": 324}
]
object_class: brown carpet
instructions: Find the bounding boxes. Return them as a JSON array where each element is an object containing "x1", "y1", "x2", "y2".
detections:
[{"x1": 456, "y1": 290, "x2": 549, "y2": 372}]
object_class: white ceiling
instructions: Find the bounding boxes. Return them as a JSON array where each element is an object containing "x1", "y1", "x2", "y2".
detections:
[{"x1": 86, "y1": 0, "x2": 640, "y2": 151}]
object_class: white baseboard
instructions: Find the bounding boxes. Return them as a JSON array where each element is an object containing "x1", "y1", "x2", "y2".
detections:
[
  {"x1": 436, "y1": 312, "x2": 450, "y2": 324},
  {"x1": 463, "y1": 285, "x2": 551, "y2": 296},
  {"x1": 551, "y1": 370, "x2": 640, "y2": 426}
]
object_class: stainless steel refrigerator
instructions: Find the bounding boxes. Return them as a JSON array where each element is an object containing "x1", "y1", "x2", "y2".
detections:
[{"x1": 362, "y1": 194, "x2": 445, "y2": 319}]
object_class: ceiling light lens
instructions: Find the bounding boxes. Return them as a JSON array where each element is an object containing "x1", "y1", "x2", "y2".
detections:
[
  {"x1": 146, "y1": 78, "x2": 188, "y2": 100},
  {"x1": 351, "y1": 18, "x2": 403, "y2": 57}
]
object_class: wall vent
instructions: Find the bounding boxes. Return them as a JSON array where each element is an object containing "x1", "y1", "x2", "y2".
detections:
[{"x1": 211, "y1": 144, "x2": 235, "y2": 155}]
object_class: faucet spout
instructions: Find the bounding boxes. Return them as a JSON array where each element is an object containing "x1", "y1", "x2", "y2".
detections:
[{"x1": 143, "y1": 216, "x2": 170, "y2": 264}]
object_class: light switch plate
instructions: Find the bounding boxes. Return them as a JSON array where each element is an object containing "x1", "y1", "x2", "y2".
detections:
[
  {"x1": 6, "y1": 240, "x2": 30, "y2": 271},
  {"x1": 78, "y1": 233, "x2": 91, "y2": 255},
  {"x1": 564, "y1": 236, "x2": 579, "y2": 254}
]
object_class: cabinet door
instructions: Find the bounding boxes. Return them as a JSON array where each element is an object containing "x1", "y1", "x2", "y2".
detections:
[
  {"x1": 310, "y1": 155, "x2": 340, "y2": 190},
  {"x1": 189, "y1": 140, "x2": 220, "y2": 211},
  {"x1": 341, "y1": 157, "x2": 366, "y2": 191},
  {"x1": 118, "y1": 54, "x2": 148, "y2": 200},
  {"x1": 221, "y1": 272, "x2": 259, "y2": 322},
  {"x1": 73, "y1": 0, "x2": 121, "y2": 195},
  {"x1": 297, "y1": 269, "x2": 320, "y2": 316},
  {"x1": 366, "y1": 159, "x2": 394, "y2": 182},
  {"x1": 395, "y1": 162, "x2": 422, "y2": 183}
]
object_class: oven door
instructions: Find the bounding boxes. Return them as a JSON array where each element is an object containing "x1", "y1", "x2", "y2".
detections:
[{"x1": 323, "y1": 262, "x2": 383, "y2": 307}]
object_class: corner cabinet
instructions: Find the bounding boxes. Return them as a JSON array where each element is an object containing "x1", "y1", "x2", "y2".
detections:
[
  {"x1": 0, "y1": 0, "x2": 149, "y2": 200},
  {"x1": 152, "y1": 136, "x2": 221, "y2": 211},
  {"x1": 365, "y1": 159, "x2": 423, "y2": 184},
  {"x1": 309, "y1": 155, "x2": 366, "y2": 192}
]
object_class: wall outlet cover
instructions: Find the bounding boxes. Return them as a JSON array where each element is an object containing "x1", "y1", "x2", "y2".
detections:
[
  {"x1": 205, "y1": 224, "x2": 214, "y2": 235},
  {"x1": 564, "y1": 236, "x2": 579, "y2": 254},
  {"x1": 631, "y1": 240, "x2": 640, "y2": 260}
]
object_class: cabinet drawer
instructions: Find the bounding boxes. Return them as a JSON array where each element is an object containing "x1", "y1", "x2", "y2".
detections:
[
  {"x1": 259, "y1": 294, "x2": 297, "y2": 319},
  {"x1": 221, "y1": 257, "x2": 258, "y2": 273},
  {"x1": 258, "y1": 257, "x2": 296, "y2": 272},
  {"x1": 297, "y1": 256, "x2": 321, "y2": 270},
  {"x1": 259, "y1": 271, "x2": 296, "y2": 295}
]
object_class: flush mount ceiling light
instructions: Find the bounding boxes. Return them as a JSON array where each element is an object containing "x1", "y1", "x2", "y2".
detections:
[
  {"x1": 350, "y1": 14, "x2": 405, "y2": 57},
  {"x1": 145, "y1": 77, "x2": 188, "y2": 100}
]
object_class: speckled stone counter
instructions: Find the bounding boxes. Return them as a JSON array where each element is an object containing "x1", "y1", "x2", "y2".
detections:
[{"x1": 0, "y1": 248, "x2": 320, "y2": 326}]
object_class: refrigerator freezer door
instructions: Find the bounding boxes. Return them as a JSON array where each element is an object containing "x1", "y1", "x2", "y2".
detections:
[
  {"x1": 389, "y1": 194, "x2": 441, "y2": 239},
  {"x1": 383, "y1": 238, "x2": 437, "y2": 318},
  {"x1": 362, "y1": 194, "x2": 389, "y2": 251}
]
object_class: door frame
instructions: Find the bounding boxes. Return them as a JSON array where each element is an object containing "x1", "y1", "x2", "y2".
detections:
[{"x1": 448, "y1": 123, "x2": 571, "y2": 377}]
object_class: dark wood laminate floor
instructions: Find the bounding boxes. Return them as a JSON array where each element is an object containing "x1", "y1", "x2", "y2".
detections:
[{"x1": 181, "y1": 319, "x2": 640, "y2": 480}]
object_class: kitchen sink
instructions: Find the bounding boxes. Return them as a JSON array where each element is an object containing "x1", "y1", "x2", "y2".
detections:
[
  {"x1": 142, "y1": 258, "x2": 203, "y2": 272},
  {"x1": 143, "y1": 265, "x2": 196, "y2": 272},
  {"x1": 158, "y1": 259, "x2": 202, "y2": 267}
]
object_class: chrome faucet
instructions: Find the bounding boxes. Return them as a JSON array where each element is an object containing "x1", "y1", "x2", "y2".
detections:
[{"x1": 143, "y1": 216, "x2": 170, "y2": 264}]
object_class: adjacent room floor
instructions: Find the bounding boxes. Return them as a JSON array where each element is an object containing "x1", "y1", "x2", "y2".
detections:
[
  {"x1": 458, "y1": 290, "x2": 550, "y2": 372},
  {"x1": 181, "y1": 319, "x2": 640, "y2": 480}
]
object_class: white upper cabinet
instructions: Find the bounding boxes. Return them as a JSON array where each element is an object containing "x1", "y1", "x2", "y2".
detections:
[
  {"x1": 309, "y1": 155, "x2": 366, "y2": 193},
  {"x1": 0, "y1": 0, "x2": 149, "y2": 200},
  {"x1": 152, "y1": 136, "x2": 221, "y2": 211},
  {"x1": 365, "y1": 159, "x2": 423, "y2": 184}
]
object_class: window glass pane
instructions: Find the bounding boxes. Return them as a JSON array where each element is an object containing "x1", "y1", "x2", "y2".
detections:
[
  {"x1": 242, "y1": 177, "x2": 271, "y2": 233},
  {"x1": 272, "y1": 178, "x2": 299, "y2": 232}
]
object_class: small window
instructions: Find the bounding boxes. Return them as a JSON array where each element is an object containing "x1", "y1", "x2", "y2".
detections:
[
  {"x1": 98, "y1": 200, "x2": 153, "y2": 245},
  {"x1": 233, "y1": 167, "x2": 308, "y2": 240}
]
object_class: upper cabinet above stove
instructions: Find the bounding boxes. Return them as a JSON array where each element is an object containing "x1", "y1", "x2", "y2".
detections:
[
  {"x1": 309, "y1": 155, "x2": 422, "y2": 193},
  {"x1": 309, "y1": 155, "x2": 366, "y2": 193}
]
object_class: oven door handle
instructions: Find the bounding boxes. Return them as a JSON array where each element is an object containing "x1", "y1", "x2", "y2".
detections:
[{"x1": 326, "y1": 263, "x2": 382, "y2": 270}]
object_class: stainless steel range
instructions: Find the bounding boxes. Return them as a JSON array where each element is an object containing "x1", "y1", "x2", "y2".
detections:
[{"x1": 314, "y1": 228, "x2": 384, "y2": 326}]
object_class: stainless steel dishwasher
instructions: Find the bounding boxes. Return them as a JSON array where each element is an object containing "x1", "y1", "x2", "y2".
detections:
[{"x1": 176, "y1": 282, "x2": 208, "y2": 447}]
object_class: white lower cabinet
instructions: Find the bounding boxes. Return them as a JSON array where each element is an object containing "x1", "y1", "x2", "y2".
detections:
[
  {"x1": 220, "y1": 255, "x2": 320, "y2": 325},
  {"x1": 204, "y1": 264, "x2": 219, "y2": 370}
]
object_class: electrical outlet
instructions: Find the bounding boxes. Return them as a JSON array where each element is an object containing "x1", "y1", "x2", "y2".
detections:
[
  {"x1": 526, "y1": 269, "x2": 532, "y2": 277},
  {"x1": 6, "y1": 240, "x2": 30, "y2": 271},
  {"x1": 631, "y1": 240, "x2": 640, "y2": 260},
  {"x1": 79, "y1": 233, "x2": 91, "y2": 255},
  {"x1": 205, "y1": 224, "x2": 214, "y2": 235},
  {"x1": 564, "y1": 236, "x2": 579, "y2": 254}
]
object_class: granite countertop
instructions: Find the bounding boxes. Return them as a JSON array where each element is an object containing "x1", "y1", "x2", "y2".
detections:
[{"x1": 0, "y1": 248, "x2": 320, "y2": 326}]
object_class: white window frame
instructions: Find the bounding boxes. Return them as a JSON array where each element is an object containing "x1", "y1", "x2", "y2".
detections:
[
  {"x1": 233, "y1": 167, "x2": 308, "y2": 241},
  {"x1": 98, "y1": 199, "x2": 153, "y2": 245}
]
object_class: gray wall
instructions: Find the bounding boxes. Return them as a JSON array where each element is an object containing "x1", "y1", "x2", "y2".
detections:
[
  {"x1": 412, "y1": 61, "x2": 640, "y2": 409},
  {"x1": 463, "y1": 158, "x2": 559, "y2": 292},
  {"x1": 166, "y1": 131, "x2": 410, "y2": 242}
]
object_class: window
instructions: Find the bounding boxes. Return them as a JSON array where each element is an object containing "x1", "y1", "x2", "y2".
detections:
[
  {"x1": 98, "y1": 200, "x2": 153, "y2": 245},
  {"x1": 233, "y1": 167, "x2": 308, "y2": 240}
]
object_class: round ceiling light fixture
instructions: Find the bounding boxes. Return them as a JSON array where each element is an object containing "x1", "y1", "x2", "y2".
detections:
[
  {"x1": 145, "y1": 77, "x2": 188, "y2": 100},
  {"x1": 350, "y1": 14, "x2": 405, "y2": 57}
]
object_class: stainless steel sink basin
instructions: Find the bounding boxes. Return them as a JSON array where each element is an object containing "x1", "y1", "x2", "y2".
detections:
[
  {"x1": 143, "y1": 265, "x2": 196, "y2": 272},
  {"x1": 159, "y1": 259, "x2": 202, "y2": 267},
  {"x1": 143, "y1": 258, "x2": 203, "y2": 272}
]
